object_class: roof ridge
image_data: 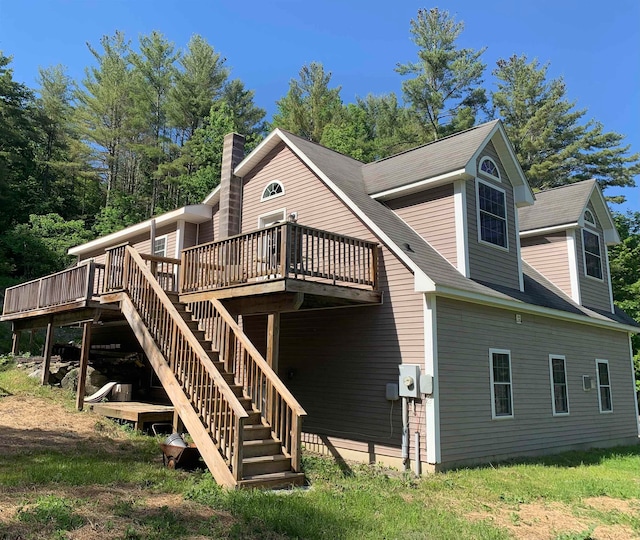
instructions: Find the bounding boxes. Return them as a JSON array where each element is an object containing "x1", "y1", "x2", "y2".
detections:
[{"x1": 363, "y1": 119, "x2": 501, "y2": 167}]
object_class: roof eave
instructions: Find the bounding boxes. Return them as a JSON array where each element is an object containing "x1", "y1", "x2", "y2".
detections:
[
  {"x1": 369, "y1": 168, "x2": 470, "y2": 200},
  {"x1": 422, "y1": 283, "x2": 639, "y2": 334},
  {"x1": 68, "y1": 205, "x2": 212, "y2": 256}
]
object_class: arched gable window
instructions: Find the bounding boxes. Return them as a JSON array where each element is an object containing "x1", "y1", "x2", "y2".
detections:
[
  {"x1": 584, "y1": 209, "x2": 596, "y2": 226},
  {"x1": 479, "y1": 157, "x2": 500, "y2": 181},
  {"x1": 261, "y1": 181, "x2": 285, "y2": 201}
]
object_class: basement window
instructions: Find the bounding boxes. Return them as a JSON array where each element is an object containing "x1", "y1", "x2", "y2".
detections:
[{"x1": 261, "y1": 181, "x2": 285, "y2": 201}]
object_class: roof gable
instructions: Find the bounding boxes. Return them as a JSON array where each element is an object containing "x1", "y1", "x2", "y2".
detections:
[{"x1": 518, "y1": 180, "x2": 620, "y2": 244}]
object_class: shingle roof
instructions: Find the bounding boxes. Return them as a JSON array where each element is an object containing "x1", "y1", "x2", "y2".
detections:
[
  {"x1": 518, "y1": 180, "x2": 597, "y2": 232},
  {"x1": 279, "y1": 131, "x2": 637, "y2": 330},
  {"x1": 362, "y1": 121, "x2": 499, "y2": 195}
]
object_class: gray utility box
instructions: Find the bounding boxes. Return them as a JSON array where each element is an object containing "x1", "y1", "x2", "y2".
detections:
[{"x1": 399, "y1": 364, "x2": 421, "y2": 398}]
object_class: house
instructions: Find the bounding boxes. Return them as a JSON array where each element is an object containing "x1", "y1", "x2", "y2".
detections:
[{"x1": 3, "y1": 120, "x2": 638, "y2": 488}]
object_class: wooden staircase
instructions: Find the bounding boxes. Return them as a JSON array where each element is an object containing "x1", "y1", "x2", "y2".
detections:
[{"x1": 104, "y1": 245, "x2": 306, "y2": 489}]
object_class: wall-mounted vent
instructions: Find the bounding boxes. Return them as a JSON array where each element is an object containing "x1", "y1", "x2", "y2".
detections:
[{"x1": 582, "y1": 375, "x2": 596, "y2": 391}]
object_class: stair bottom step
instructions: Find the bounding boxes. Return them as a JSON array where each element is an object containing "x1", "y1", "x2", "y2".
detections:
[{"x1": 239, "y1": 471, "x2": 306, "y2": 490}]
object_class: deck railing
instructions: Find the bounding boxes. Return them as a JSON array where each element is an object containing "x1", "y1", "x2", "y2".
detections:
[
  {"x1": 188, "y1": 299, "x2": 307, "y2": 472},
  {"x1": 110, "y1": 245, "x2": 248, "y2": 478},
  {"x1": 180, "y1": 223, "x2": 378, "y2": 294},
  {"x1": 2, "y1": 262, "x2": 105, "y2": 316},
  {"x1": 104, "y1": 243, "x2": 181, "y2": 293}
]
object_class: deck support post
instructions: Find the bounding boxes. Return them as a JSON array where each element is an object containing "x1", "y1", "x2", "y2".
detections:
[
  {"x1": 11, "y1": 328, "x2": 21, "y2": 355},
  {"x1": 76, "y1": 321, "x2": 92, "y2": 411},
  {"x1": 41, "y1": 319, "x2": 54, "y2": 385},
  {"x1": 267, "y1": 312, "x2": 280, "y2": 373}
]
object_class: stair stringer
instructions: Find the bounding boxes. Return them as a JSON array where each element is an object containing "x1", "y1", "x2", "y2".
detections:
[{"x1": 119, "y1": 294, "x2": 238, "y2": 488}]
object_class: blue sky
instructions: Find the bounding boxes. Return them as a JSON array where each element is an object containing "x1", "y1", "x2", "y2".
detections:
[{"x1": 1, "y1": 0, "x2": 638, "y2": 212}]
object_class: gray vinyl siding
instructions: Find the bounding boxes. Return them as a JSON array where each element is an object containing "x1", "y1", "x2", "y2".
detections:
[
  {"x1": 198, "y1": 211, "x2": 215, "y2": 244},
  {"x1": 385, "y1": 184, "x2": 457, "y2": 267},
  {"x1": 577, "y1": 204, "x2": 612, "y2": 312},
  {"x1": 467, "y1": 142, "x2": 520, "y2": 290},
  {"x1": 238, "y1": 142, "x2": 426, "y2": 452},
  {"x1": 437, "y1": 298, "x2": 638, "y2": 466},
  {"x1": 520, "y1": 232, "x2": 572, "y2": 298},
  {"x1": 184, "y1": 222, "x2": 198, "y2": 250}
]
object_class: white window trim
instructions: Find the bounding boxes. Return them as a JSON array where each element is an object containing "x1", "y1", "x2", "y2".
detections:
[
  {"x1": 582, "y1": 228, "x2": 604, "y2": 282},
  {"x1": 153, "y1": 234, "x2": 168, "y2": 257},
  {"x1": 489, "y1": 348, "x2": 514, "y2": 419},
  {"x1": 566, "y1": 229, "x2": 582, "y2": 304},
  {"x1": 476, "y1": 178, "x2": 509, "y2": 251},
  {"x1": 260, "y1": 180, "x2": 285, "y2": 202},
  {"x1": 479, "y1": 156, "x2": 501, "y2": 182},
  {"x1": 583, "y1": 209, "x2": 596, "y2": 226},
  {"x1": 548, "y1": 354, "x2": 570, "y2": 416},
  {"x1": 595, "y1": 359, "x2": 613, "y2": 413},
  {"x1": 258, "y1": 208, "x2": 286, "y2": 229}
]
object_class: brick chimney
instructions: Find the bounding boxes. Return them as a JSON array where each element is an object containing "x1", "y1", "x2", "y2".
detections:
[{"x1": 218, "y1": 133, "x2": 245, "y2": 239}]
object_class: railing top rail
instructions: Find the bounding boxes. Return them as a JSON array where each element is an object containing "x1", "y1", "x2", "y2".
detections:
[
  {"x1": 209, "y1": 297, "x2": 307, "y2": 418},
  {"x1": 125, "y1": 246, "x2": 248, "y2": 420},
  {"x1": 105, "y1": 241, "x2": 131, "y2": 252},
  {"x1": 139, "y1": 253, "x2": 181, "y2": 265},
  {"x1": 3, "y1": 260, "x2": 93, "y2": 294},
  {"x1": 181, "y1": 222, "x2": 379, "y2": 254}
]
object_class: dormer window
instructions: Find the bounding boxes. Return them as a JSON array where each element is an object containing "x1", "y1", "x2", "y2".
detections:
[
  {"x1": 261, "y1": 181, "x2": 284, "y2": 201},
  {"x1": 477, "y1": 180, "x2": 508, "y2": 249},
  {"x1": 480, "y1": 157, "x2": 500, "y2": 181},
  {"x1": 584, "y1": 209, "x2": 596, "y2": 226},
  {"x1": 582, "y1": 229, "x2": 603, "y2": 280}
]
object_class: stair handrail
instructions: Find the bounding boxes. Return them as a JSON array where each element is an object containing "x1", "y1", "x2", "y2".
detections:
[
  {"x1": 123, "y1": 246, "x2": 249, "y2": 423},
  {"x1": 191, "y1": 297, "x2": 306, "y2": 472},
  {"x1": 121, "y1": 246, "x2": 249, "y2": 480}
]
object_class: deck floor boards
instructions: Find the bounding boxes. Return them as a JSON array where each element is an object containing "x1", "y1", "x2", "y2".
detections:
[{"x1": 91, "y1": 401, "x2": 175, "y2": 431}]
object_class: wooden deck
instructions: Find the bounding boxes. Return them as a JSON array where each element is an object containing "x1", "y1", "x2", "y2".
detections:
[{"x1": 91, "y1": 401, "x2": 176, "y2": 431}]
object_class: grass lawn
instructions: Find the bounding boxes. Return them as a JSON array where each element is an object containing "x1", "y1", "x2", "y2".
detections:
[{"x1": 1, "y1": 360, "x2": 639, "y2": 539}]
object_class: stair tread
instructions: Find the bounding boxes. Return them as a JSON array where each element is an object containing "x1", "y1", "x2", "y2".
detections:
[
  {"x1": 243, "y1": 454, "x2": 289, "y2": 464},
  {"x1": 240, "y1": 471, "x2": 305, "y2": 481},
  {"x1": 244, "y1": 438, "x2": 281, "y2": 446}
]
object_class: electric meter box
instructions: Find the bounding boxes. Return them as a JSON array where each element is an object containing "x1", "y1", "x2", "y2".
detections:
[{"x1": 399, "y1": 364, "x2": 421, "y2": 398}]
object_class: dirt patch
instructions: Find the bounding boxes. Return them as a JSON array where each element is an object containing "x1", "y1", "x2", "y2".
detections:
[
  {"x1": 468, "y1": 500, "x2": 638, "y2": 540},
  {"x1": 584, "y1": 496, "x2": 640, "y2": 515},
  {"x1": 0, "y1": 395, "x2": 243, "y2": 539}
]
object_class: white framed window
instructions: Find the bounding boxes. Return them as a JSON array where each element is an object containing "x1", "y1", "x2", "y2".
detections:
[
  {"x1": 476, "y1": 179, "x2": 508, "y2": 250},
  {"x1": 549, "y1": 355, "x2": 569, "y2": 415},
  {"x1": 261, "y1": 180, "x2": 285, "y2": 201},
  {"x1": 153, "y1": 235, "x2": 167, "y2": 257},
  {"x1": 582, "y1": 229, "x2": 603, "y2": 280},
  {"x1": 479, "y1": 156, "x2": 501, "y2": 181},
  {"x1": 596, "y1": 359, "x2": 613, "y2": 413},
  {"x1": 583, "y1": 209, "x2": 596, "y2": 226},
  {"x1": 489, "y1": 348, "x2": 513, "y2": 419}
]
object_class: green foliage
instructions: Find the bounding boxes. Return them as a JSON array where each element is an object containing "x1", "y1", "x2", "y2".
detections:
[
  {"x1": 492, "y1": 55, "x2": 640, "y2": 195},
  {"x1": 17, "y1": 495, "x2": 85, "y2": 532},
  {"x1": 272, "y1": 61, "x2": 343, "y2": 143},
  {"x1": 396, "y1": 8, "x2": 488, "y2": 141},
  {"x1": 608, "y1": 211, "x2": 640, "y2": 384}
]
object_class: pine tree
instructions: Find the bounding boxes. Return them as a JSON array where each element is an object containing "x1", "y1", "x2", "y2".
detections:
[
  {"x1": 272, "y1": 62, "x2": 343, "y2": 143},
  {"x1": 492, "y1": 55, "x2": 640, "y2": 197},
  {"x1": 396, "y1": 8, "x2": 487, "y2": 141}
]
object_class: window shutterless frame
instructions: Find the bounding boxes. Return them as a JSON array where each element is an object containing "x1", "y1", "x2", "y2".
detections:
[
  {"x1": 595, "y1": 359, "x2": 613, "y2": 413},
  {"x1": 261, "y1": 180, "x2": 285, "y2": 201},
  {"x1": 153, "y1": 234, "x2": 167, "y2": 257},
  {"x1": 476, "y1": 179, "x2": 509, "y2": 251},
  {"x1": 548, "y1": 354, "x2": 569, "y2": 416},
  {"x1": 489, "y1": 348, "x2": 513, "y2": 419},
  {"x1": 479, "y1": 156, "x2": 501, "y2": 182},
  {"x1": 582, "y1": 228, "x2": 603, "y2": 281}
]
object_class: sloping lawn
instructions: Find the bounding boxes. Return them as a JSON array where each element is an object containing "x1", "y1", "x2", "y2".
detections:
[{"x1": 1, "y1": 361, "x2": 639, "y2": 539}]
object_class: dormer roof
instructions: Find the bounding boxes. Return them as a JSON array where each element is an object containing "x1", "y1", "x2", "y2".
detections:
[
  {"x1": 518, "y1": 180, "x2": 620, "y2": 244},
  {"x1": 362, "y1": 120, "x2": 535, "y2": 207}
]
